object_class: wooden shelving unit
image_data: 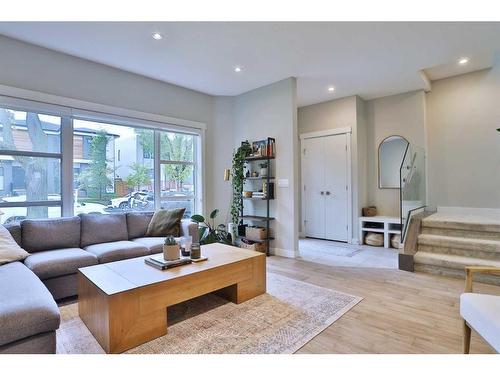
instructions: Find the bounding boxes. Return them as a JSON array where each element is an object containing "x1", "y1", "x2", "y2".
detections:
[{"x1": 238, "y1": 137, "x2": 276, "y2": 256}]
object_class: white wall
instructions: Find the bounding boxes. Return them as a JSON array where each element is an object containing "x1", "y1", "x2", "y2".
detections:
[
  {"x1": 233, "y1": 78, "x2": 298, "y2": 257},
  {"x1": 0, "y1": 36, "x2": 213, "y2": 124},
  {"x1": 365, "y1": 90, "x2": 426, "y2": 216},
  {"x1": 298, "y1": 96, "x2": 357, "y2": 134},
  {"x1": 355, "y1": 96, "x2": 368, "y2": 236},
  {"x1": 207, "y1": 97, "x2": 234, "y2": 223},
  {"x1": 426, "y1": 67, "x2": 500, "y2": 210}
]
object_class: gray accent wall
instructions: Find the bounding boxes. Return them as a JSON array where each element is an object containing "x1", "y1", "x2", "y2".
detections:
[
  {"x1": 426, "y1": 67, "x2": 500, "y2": 210},
  {"x1": 233, "y1": 78, "x2": 299, "y2": 257},
  {"x1": 365, "y1": 90, "x2": 426, "y2": 216},
  {"x1": 0, "y1": 35, "x2": 213, "y2": 123}
]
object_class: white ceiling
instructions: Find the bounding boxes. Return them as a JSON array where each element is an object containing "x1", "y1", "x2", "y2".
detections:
[{"x1": 0, "y1": 22, "x2": 499, "y2": 106}]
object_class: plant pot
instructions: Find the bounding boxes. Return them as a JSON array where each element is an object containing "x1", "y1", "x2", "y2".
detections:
[
  {"x1": 238, "y1": 224, "x2": 248, "y2": 236},
  {"x1": 163, "y1": 244, "x2": 180, "y2": 261},
  {"x1": 260, "y1": 167, "x2": 268, "y2": 177}
]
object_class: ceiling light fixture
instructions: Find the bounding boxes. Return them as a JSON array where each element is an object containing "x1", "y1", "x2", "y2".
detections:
[
  {"x1": 458, "y1": 57, "x2": 469, "y2": 65},
  {"x1": 234, "y1": 66, "x2": 242, "y2": 73},
  {"x1": 152, "y1": 32, "x2": 163, "y2": 40},
  {"x1": 328, "y1": 87, "x2": 335, "y2": 92}
]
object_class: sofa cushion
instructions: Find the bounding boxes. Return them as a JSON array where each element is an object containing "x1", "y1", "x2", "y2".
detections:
[
  {"x1": 0, "y1": 262, "x2": 60, "y2": 347},
  {"x1": 145, "y1": 208, "x2": 185, "y2": 237},
  {"x1": 21, "y1": 216, "x2": 81, "y2": 253},
  {"x1": 0, "y1": 225, "x2": 29, "y2": 265},
  {"x1": 126, "y1": 211, "x2": 154, "y2": 239},
  {"x1": 84, "y1": 240, "x2": 148, "y2": 263},
  {"x1": 80, "y1": 213, "x2": 128, "y2": 248},
  {"x1": 460, "y1": 293, "x2": 500, "y2": 352},
  {"x1": 24, "y1": 248, "x2": 98, "y2": 280},
  {"x1": 132, "y1": 237, "x2": 171, "y2": 254}
]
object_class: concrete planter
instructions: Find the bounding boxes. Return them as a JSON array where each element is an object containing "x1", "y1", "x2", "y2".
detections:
[{"x1": 163, "y1": 244, "x2": 180, "y2": 261}]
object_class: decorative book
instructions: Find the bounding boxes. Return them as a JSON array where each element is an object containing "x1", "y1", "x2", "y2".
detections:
[{"x1": 145, "y1": 255, "x2": 192, "y2": 270}]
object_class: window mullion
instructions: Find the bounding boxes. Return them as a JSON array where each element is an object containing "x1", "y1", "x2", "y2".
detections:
[
  {"x1": 61, "y1": 116, "x2": 74, "y2": 217},
  {"x1": 154, "y1": 131, "x2": 161, "y2": 211}
]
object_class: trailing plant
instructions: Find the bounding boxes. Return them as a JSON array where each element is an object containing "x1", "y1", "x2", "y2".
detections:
[
  {"x1": 164, "y1": 235, "x2": 177, "y2": 246},
  {"x1": 191, "y1": 209, "x2": 231, "y2": 245},
  {"x1": 230, "y1": 141, "x2": 253, "y2": 225}
]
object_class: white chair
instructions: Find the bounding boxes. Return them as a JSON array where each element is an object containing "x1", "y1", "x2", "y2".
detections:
[{"x1": 460, "y1": 266, "x2": 500, "y2": 353}]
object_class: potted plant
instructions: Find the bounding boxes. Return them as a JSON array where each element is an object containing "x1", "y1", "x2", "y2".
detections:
[
  {"x1": 259, "y1": 161, "x2": 268, "y2": 177},
  {"x1": 163, "y1": 235, "x2": 180, "y2": 261},
  {"x1": 230, "y1": 141, "x2": 253, "y2": 228},
  {"x1": 191, "y1": 209, "x2": 232, "y2": 245}
]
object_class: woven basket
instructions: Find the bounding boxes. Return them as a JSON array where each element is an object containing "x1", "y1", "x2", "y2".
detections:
[
  {"x1": 362, "y1": 206, "x2": 377, "y2": 217},
  {"x1": 391, "y1": 234, "x2": 401, "y2": 249},
  {"x1": 364, "y1": 232, "x2": 383, "y2": 246}
]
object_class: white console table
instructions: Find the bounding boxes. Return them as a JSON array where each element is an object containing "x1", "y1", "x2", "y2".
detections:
[{"x1": 359, "y1": 216, "x2": 402, "y2": 248}]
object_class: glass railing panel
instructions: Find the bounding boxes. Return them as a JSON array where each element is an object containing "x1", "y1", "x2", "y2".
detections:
[{"x1": 400, "y1": 144, "x2": 426, "y2": 241}]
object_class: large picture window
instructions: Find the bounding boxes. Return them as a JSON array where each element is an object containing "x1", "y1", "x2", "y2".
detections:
[
  {"x1": 0, "y1": 97, "x2": 203, "y2": 224},
  {"x1": 0, "y1": 107, "x2": 62, "y2": 224}
]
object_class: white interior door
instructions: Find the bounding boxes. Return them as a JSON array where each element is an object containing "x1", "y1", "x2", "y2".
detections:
[
  {"x1": 302, "y1": 133, "x2": 349, "y2": 241},
  {"x1": 302, "y1": 136, "x2": 325, "y2": 238},
  {"x1": 324, "y1": 134, "x2": 348, "y2": 241}
]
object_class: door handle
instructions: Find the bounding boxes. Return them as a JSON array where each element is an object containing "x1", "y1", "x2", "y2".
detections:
[
  {"x1": 320, "y1": 191, "x2": 324, "y2": 195},
  {"x1": 326, "y1": 191, "x2": 331, "y2": 196}
]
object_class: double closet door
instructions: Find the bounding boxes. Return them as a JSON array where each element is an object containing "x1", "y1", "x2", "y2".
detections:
[{"x1": 302, "y1": 133, "x2": 348, "y2": 242}]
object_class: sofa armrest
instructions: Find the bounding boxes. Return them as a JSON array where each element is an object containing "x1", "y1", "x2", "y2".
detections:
[
  {"x1": 180, "y1": 219, "x2": 200, "y2": 243},
  {"x1": 465, "y1": 266, "x2": 500, "y2": 292}
]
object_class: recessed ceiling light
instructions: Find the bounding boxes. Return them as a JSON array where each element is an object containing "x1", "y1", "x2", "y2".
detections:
[
  {"x1": 234, "y1": 66, "x2": 242, "y2": 73},
  {"x1": 152, "y1": 32, "x2": 163, "y2": 40},
  {"x1": 458, "y1": 57, "x2": 469, "y2": 65},
  {"x1": 328, "y1": 87, "x2": 335, "y2": 92}
]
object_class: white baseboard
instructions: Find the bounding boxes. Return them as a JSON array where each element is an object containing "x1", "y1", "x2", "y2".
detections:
[
  {"x1": 437, "y1": 206, "x2": 500, "y2": 219},
  {"x1": 270, "y1": 247, "x2": 296, "y2": 258}
]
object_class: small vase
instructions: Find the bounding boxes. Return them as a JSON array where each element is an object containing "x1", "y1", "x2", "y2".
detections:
[
  {"x1": 260, "y1": 167, "x2": 268, "y2": 177},
  {"x1": 163, "y1": 244, "x2": 180, "y2": 261},
  {"x1": 228, "y1": 223, "x2": 236, "y2": 244}
]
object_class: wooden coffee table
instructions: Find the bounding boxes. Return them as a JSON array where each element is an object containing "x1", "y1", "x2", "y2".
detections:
[{"x1": 78, "y1": 243, "x2": 266, "y2": 353}]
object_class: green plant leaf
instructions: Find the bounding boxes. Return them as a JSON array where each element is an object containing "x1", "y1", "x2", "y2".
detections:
[
  {"x1": 191, "y1": 214, "x2": 205, "y2": 223},
  {"x1": 210, "y1": 209, "x2": 219, "y2": 219}
]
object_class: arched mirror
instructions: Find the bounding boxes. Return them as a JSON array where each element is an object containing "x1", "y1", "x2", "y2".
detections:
[{"x1": 378, "y1": 135, "x2": 409, "y2": 189}]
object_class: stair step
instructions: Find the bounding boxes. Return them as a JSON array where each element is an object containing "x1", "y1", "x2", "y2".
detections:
[
  {"x1": 421, "y1": 227, "x2": 500, "y2": 240},
  {"x1": 414, "y1": 263, "x2": 500, "y2": 286},
  {"x1": 422, "y1": 216, "x2": 500, "y2": 233},
  {"x1": 414, "y1": 251, "x2": 500, "y2": 270},
  {"x1": 417, "y1": 234, "x2": 500, "y2": 254}
]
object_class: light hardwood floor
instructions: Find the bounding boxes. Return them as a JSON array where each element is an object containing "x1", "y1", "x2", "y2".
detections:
[{"x1": 267, "y1": 255, "x2": 499, "y2": 354}]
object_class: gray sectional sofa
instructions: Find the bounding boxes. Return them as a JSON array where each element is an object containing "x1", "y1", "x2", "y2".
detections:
[{"x1": 0, "y1": 212, "x2": 198, "y2": 354}]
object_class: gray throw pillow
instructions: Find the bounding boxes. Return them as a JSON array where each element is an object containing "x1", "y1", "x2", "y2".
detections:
[{"x1": 145, "y1": 208, "x2": 186, "y2": 237}]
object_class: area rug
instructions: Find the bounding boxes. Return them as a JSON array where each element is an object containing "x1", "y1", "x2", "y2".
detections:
[{"x1": 56, "y1": 272, "x2": 362, "y2": 354}]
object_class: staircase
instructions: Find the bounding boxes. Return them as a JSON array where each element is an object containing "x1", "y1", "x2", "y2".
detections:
[{"x1": 413, "y1": 214, "x2": 500, "y2": 285}]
